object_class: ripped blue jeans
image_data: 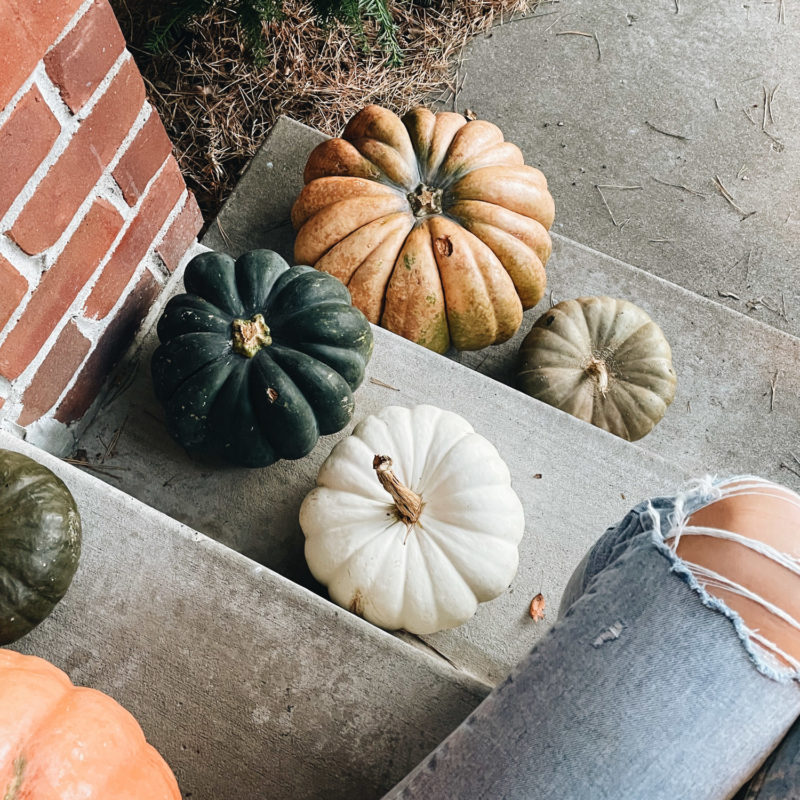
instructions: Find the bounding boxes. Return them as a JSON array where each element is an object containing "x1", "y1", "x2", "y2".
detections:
[{"x1": 385, "y1": 478, "x2": 800, "y2": 800}]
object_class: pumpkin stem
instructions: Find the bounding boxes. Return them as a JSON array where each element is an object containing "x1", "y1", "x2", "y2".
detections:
[
  {"x1": 407, "y1": 183, "x2": 443, "y2": 217},
  {"x1": 231, "y1": 314, "x2": 272, "y2": 358},
  {"x1": 373, "y1": 455, "x2": 424, "y2": 528},
  {"x1": 586, "y1": 357, "x2": 610, "y2": 396}
]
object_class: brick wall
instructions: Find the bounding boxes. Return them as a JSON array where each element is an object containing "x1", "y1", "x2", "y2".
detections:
[{"x1": 0, "y1": 0, "x2": 203, "y2": 450}]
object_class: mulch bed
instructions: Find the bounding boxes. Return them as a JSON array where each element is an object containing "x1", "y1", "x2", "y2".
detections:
[{"x1": 111, "y1": 0, "x2": 531, "y2": 222}]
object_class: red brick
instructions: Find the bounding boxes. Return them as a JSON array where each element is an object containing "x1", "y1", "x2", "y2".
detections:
[
  {"x1": 44, "y1": 0, "x2": 125, "y2": 113},
  {"x1": 0, "y1": 256, "x2": 28, "y2": 331},
  {"x1": 0, "y1": 199, "x2": 122, "y2": 380},
  {"x1": 0, "y1": 0, "x2": 83, "y2": 109},
  {"x1": 8, "y1": 58, "x2": 144, "y2": 255},
  {"x1": 157, "y1": 192, "x2": 203, "y2": 272},
  {"x1": 85, "y1": 157, "x2": 184, "y2": 319},
  {"x1": 112, "y1": 111, "x2": 173, "y2": 206},
  {"x1": 17, "y1": 320, "x2": 90, "y2": 426},
  {"x1": 57, "y1": 270, "x2": 160, "y2": 423},
  {"x1": 0, "y1": 86, "x2": 61, "y2": 219}
]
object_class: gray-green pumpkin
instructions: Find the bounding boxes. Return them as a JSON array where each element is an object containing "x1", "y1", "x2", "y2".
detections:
[
  {"x1": 516, "y1": 296, "x2": 676, "y2": 441},
  {"x1": 151, "y1": 249, "x2": 374, "y2": 468},
  {"x1": 0, "y1": 449, "x2": 82, "y2": 644}
]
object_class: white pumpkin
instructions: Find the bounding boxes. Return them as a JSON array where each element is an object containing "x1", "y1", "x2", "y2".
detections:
[{"x1": 300, "y1": 404, "x2": 525, "y2": 635}]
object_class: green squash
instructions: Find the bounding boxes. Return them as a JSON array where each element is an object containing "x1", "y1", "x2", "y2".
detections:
[
  {"x1": 0, "y1": 449, "x2": 82, "y2": 645},
  {"x1": 516, "y1": 296, "x2": 676, "y2": 441},
  {"x1": 151, "y1": 249, "x2": 374, "y2": 467}
]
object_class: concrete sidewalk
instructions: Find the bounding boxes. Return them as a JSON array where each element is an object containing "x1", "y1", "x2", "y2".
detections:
[{"x1": 447, "y1": 0, "x2": 799, "y2": 336}]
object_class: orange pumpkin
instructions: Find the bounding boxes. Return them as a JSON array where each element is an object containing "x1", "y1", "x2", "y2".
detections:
[
  {"x1": 292, "y1": 105, "x2": 555, "y2": 352},
  {"x1": 0, "y1": 649, "x2": 180, "y2": 799}
]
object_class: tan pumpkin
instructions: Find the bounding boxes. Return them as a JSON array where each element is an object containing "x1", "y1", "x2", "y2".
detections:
[
  {"x1": 0, "y1": 649, "x2": 180, "y2": 798},
  {"x1": 292, "y1": 105, "x2": 555, "y2": 352},
  {"x1": 516, "y1": 296, "x2": 677, "y2": 441}
]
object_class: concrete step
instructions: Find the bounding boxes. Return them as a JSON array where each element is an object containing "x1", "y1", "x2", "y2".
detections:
[
  {"x1": 76, "y1": 290, "x2": 686, "y2": 686},
  {"x1": 204, "y1": 116, "x2": 800, "y2": 488},
  {"x1": 449, "y1": 0, "x2": 800, "y2": 339},
  {"x1": 2, "y1": 431, "x2": 487, "y2": 800}
]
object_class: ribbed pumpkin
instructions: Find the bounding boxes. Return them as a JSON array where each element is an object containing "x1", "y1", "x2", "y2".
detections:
[
  {"x1": 152, "y1": 249, "x2": 373, "y2": 467},
  {"x1": 300, "y1": 404, "x2": 524, "y2": 634},
  {"x1": 292, "y1": 104, "x2": 555, "y2": 353},
  {"x1": 0, "y1": 449, "x2": 81, "y2": 645},
  {"x1": 0, "y1": 649, "x2": 180, "y2": 798},
  {"x1": 516, "y1": 296, "x2": 677, "y2": 441}
]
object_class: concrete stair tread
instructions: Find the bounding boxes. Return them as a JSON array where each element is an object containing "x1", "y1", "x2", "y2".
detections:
[
  {"x1": 2, "y1": 431, "x2": 487, "y2": 800},
  {"x1": 76, "y1": 307, "x2": 685, "y2": 686},
  {"x1": 204, "y1": 116, "x2": 800, "y2": 488}
]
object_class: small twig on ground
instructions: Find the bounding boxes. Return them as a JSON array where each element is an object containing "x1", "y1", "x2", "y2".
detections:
[
  {"x1": 717, "y1": 290, "x2": 741, "y2": 300},
  {"x1": 736, "y1": 164, "x2": 748, "y2": 180},
  {"x1": 555, "y1": 30, "x2": 600, "y2": 62},
  {"x1": 594, "y1": 185, "x2": 642, "y2": 227},
  {"x1": 687, "y1": 399, "x2": 692, "y2": 412},
  {"x1": 215, "y1": 219, "x2": 232, "y2": 249},
  {"x1": 714, "y1": 97, "x2": 722, "y2": 111},
  {"x1": 645, "y1": 120, "x2": 691, "y2": 140},
  {"x1": 713, "y1": 174, "x2": 751, "y2": 217},
  {"x1": 103, "y1": 416, "x2": 128, "y2": 462},
  {"x1": 762, "y1": 85, "x2": 768, "y2": 130},
  {"x1": 674, "y1": 0, "x2": 680, "y2": 12},
  {"x1": 770, "y1": 370, "x2": 780, "y2": 411},
  {"x1": 768, "y1": 83, "x2": 780, "y2": 124},
  {"x1": 743, "y1": 107, "x2": 758, "y2": 126},
  {"x1": 544, "y1": 12, "x2": 570, "y2": 32},
  {"x1": 651, "y1": 175, "x2": 707, "y2": 197},
  {"x1": 779, "y1": 0, "x2": 786, "y2": 24},
  {"x1": 369, "y1": 377, "x2": 399, "y2": 391}
]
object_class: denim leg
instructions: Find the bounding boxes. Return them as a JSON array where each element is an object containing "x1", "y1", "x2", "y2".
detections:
[{"x1": 384, "y1": 482, "x2": 800, "y2": 800}]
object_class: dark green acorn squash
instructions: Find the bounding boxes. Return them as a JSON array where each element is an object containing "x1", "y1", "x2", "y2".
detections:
[
  {"x1": 151, "y1": 249, "x2": 374, "y2": 467},
  {"x1": 0, "y1": 449, "x2": 82, "y2": 645}
]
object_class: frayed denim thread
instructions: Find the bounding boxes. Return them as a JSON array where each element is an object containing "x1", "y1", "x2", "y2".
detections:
[{"x1": 646, "y1": 475, "x2": 800, "y2": 685}]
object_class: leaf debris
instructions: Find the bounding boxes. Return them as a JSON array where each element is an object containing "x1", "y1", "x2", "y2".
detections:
[
  {"x1": 555, "y1": 30, "x2": 602, "y2": 61},
  {"x1": 717, "y1": 290, "x2": 741, "y2": 300},
  {"x1": 529, "y1": 593, "x2": 546, "y2": 621},
  {"x1": 595, "y1": 184, "x2": 643, "y2": 227},
  {"x1": 645, "y1": 120, "x2": 691, "y2": 141},
  {"x1": 713, "y1": 174, "x2": 752, "y2": 218},
  {"x1": 370, "y1": 377, "x2": 399, "y2": 391},
  {"x1": 651, "y1": 175, "x2": 707, "y2": 198},
  {"x1": 770, "y1": 370, "x2": 780, "y2": 412}
]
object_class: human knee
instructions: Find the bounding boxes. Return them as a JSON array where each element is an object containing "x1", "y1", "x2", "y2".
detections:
[{"x1": 667, "y1": 478, "x2": 800, "y2": 668}]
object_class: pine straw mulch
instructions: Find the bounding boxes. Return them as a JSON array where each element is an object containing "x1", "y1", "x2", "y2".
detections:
[{"x1": 112, "y1": 1, "x2": 533, "y2": 223}]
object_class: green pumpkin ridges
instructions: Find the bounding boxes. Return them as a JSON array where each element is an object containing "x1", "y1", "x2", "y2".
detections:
[
  {"x1": 234, "y1": 250, "x2": 290, "y2": 313},
  {"x1": 207, "y1": 363, "x2": 278, "y2": 467},
  {"x1": 291, "y1": 342, "x2": 368, "y2": 389},
  {"x1": 151, "y1": 332, "x2": 232, "y2": 404},
  {"x1": 165, "y1": 355, "x2": 238, "y2": 449},
  {"x1": 0, "y1": 451, "x2": 81, "y2": 645},
  {"x1": 248, "y1": 351, "x2": 320, "y2": 460},
  {"x1": 183, "y1": 252, "x2": 246, "y2": 317},
  {"x1": 156, "y1": 296, "x2": 232, "y2": 341},
  {"x1": 266, "y1": 270, "x2": 352, "y2": 324},
  {"x1": 268, "y1": 344, "x2": 355, "y2": 436},
  {"x1": 272, "y1": 304, "x2": 372, "y2": 352}
]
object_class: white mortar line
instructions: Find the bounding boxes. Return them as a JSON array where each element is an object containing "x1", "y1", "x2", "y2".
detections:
[
  {"x1": 50, "y1": 0, "x2": 97, "y2": 49},
  {"x1": 0, "y1": 99, "x2": 152, "y2": 350},
  {"x1": 2, "y1": 158, "x2": 186, "y2": 420}
]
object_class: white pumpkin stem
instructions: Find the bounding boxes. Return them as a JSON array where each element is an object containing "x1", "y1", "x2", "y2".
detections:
[
  {"x1": 373, "y1": 455, "x2": 424, "y2": 527},
  {"x1": 586, "y1": 357, "x2": 610, "y2": 396}
]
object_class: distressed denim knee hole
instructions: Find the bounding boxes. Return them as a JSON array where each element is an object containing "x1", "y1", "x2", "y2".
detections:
[{"x1": 654, "y1": 477, "x2": 800, "y2": 681}]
